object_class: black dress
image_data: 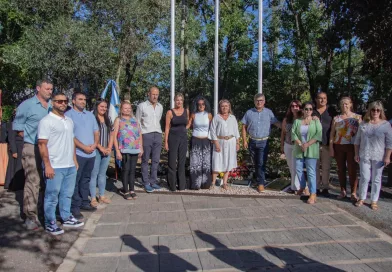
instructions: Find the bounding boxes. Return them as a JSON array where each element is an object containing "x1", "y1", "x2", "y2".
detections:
[{"x1": 4, "y1": 122, "x2": 25, "y2": 190}]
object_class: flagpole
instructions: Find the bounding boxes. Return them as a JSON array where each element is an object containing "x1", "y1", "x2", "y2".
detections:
[
  {"x1": 214, "y1": 0, "x2": 220, "y2": 115},
  {"x1": 170, "y1": 0, "x2": 175, "y2": 108},
  {"x1": 258, "y1": 0, "x2": 263, "y2": 94}
]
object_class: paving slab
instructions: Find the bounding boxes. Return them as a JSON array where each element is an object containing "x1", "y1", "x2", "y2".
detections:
[
  {"x1": 117, "y1": 254, "x2": 159, "y2": 272},
  {"x1": 160, "y1": 251, "x2": 202, "y2": 272},
  {"x1": 83, "y1": 238, "x2": 123, "y2": 254},
  {"x1": 55, "y1": 193, "x2": 392, "y2": 272},
  {"x1": 366, "y1": 261, "x2": 392, "y2": 272},
  {"x1": 73, "y1": 256, "x2": 119, "y2": 272},
  {"x1": 120, "y1": 235, "x2": 158, "y2": 253},
  {"x1": 159, "y1": 235, "x2": 197, "y2": 251}
]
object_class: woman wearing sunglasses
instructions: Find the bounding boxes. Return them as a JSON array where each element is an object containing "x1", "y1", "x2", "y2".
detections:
[
  {"x1": 291, "y1": 102, "x2": 322, "y2": 204},
  {"x1": 329, "y1": 97, "x2": 362, "y2": 202},
  {"x1": 354, "y1": 101, "x2": 392, "y2": 210}
]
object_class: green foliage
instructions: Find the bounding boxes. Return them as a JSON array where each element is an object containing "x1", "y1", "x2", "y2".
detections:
[{"x1": 1, "y1": 105, "x2": 14, "y2": 122}]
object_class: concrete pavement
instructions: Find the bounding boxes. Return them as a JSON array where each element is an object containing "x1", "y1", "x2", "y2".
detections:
[{"x1": 57, "y1": 193, "x2": 392, "y2": 272}]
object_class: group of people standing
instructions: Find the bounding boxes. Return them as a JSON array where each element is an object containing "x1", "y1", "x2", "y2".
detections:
[
  {"x1": 281, "y1": 93, "x2": 392, "y2": 207},
  {"x1": 2, "y1": 78, "x2": 392, "y2": 235}
]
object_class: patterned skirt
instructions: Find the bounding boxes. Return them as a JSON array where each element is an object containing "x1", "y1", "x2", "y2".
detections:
[{"x1": 190, "y1": 137, "x2": 212, "y2": 189}]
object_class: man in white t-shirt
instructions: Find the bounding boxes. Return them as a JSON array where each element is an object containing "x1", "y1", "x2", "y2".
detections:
[{"x1": 38, "y1": 93, "x2": 84, "y2": 235}]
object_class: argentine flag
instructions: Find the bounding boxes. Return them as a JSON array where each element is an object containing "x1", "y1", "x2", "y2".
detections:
[
  {"x1": 100, "y1": 80, "x2": 120, "y2": 121},
  {"x1": 101, "y1": 80, "x2": 121, "y2": 168}
]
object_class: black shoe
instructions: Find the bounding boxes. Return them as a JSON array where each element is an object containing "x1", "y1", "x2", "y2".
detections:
[
  {"x1": 322, "y1": 189, "x2": 330, "y2": 197},
  {"x1": 316, "y1": 189, "x2": 322, "y2": 196},
  {"x1": 80, "y1": 205, "x2": 97, "y2": 211},
  {"x1": 74, "y1": 212, "x2": 84, "y2": 220}
]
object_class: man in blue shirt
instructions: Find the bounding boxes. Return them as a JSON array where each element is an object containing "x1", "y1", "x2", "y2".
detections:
[
  {"x1": 65, "y1": 92, "x2": 99, "y2": 219},
  {"x1": 13, "y1": 78, "x2": 52, "y2": 230},
  {"x1": 242, "y1": 93, "x2": 281, "y2": 193}
]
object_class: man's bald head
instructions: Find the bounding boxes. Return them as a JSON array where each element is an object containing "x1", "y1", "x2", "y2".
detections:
[{"x1": 148, "y1": 86, "x2": 159, "y2": 105}]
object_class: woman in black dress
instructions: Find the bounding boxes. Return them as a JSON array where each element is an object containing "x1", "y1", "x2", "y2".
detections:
[{"x1": 5, "y1": 110, "x2": 25, "y2": 191}]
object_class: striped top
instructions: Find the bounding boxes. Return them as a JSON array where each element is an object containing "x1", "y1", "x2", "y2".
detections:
[{"x1": 98, "y1": 122, "x2": 110, "y2": 148}]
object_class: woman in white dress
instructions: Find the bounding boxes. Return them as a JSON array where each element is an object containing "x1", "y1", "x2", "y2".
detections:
[{"x1": 208, "y1": 99, "x2": 240, "y2": 190}]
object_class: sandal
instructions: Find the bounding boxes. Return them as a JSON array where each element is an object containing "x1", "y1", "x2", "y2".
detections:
[
  {"x1": 303, "y1": 188, "x2": 310, "y2": 196},
  {"x1": 350, "y1": 194, "x2": 358, "y2": 202},
  {"x1": 130, "y1": 192, "x2": 137, "y2": 199},
  {"x1": 222, "y1": 184, "x2": 229, "y2": 190},
  {"x1": 337, "y1": 191, "x2": 347, "y2": 199},
  {"x1": 209, "y1": 184, "x2": 216, "y2": 190},
  {"x1": 370, "y1": 202, "x2": 378, "y2": 210},
  {"x1": 355, "y1": 200, "x2": 364, "y2": 207},
  {"x1": 123, "y1": 193, "x2": 133, "y2": 200},
  {"x1": 296, "y1": 188, "x2": 305, "y2": 196}
]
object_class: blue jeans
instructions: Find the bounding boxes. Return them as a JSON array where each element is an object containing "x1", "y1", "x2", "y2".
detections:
[
  {"x1": 44, "y1": 167, "x2": 77, "y2": 225},
  {"x1": 295, "y1": 157, "x2": 317, "y2": 194},
  {"x1": 90, "y1": 152, "x2": 110, "y2": 198},
  {"x1": 249, "y1": 139, "x2": 269, "y2": 185}
]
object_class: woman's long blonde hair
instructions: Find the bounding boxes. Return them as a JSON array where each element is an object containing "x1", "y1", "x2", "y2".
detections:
[{"x1": 363, "y1": 101, "x2": 387, "y2": 122}]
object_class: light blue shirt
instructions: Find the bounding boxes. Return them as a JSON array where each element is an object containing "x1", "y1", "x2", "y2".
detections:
[
  {"x1": 65, "y1": 108, "x2": 99, "y2": 158},
  {"x1": 13, "y1": 95, "x2": 51, "y2": 144},
  {"x1": 241, "y1": 108, "x2": 278, "y2": 138}
]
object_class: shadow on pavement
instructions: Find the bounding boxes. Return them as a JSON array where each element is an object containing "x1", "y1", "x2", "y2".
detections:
[
  {"x1": 195, "y1": 230, "x2": 345, "y2": 271},
  {"x1": 120, "y1": 235, "x2": 199, "y2": 271},
  {"x1": 0, "y1": 189, "x2": 82, "y2": 272}
]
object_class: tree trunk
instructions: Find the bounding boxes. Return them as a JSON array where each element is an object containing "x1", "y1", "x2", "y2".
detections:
[
  {"x1": 115, "y1": 58, "x2": 123, "y2": 96},
  {"x1": 322, "y1": 49, "x2": 333, "y2": 94}
]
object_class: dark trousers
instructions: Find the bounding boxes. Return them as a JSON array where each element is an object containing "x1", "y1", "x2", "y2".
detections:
[
  {"x1": 122, "y1": 153, "x2": 138, "y2": 193},
  {"x1": 388, "y1": 164, "x2": 392, "y2": 187},
  {"x1": 167, "y1": 132, "x2": 187, "y2": 191},
  {"x1": 249, "y1": 139, "x2": 269, "y2": 185},
  {"x1": 71, "y1": 155, "x2": 95, "y2": 214},
  {"x1": 141, "y1": 132, "x2": 162, "y2": 186},
  {"x1": 333, "y1": 144, "x2": 358, "y2": 193}
]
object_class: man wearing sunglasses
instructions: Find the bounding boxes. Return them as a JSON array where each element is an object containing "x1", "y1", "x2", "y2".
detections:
[
  {"x1": 313, "y1": 92, "x2": 336, "y2": 197},
  {"x1": 65, "y1": 91, "x2": 99, "y2": 219},
  {"x1": 38, "y1": 93, "x2": 84, "y2": 235},
  {"x1": 242, "y1": 93, "x2": 281, "y2": 193},
  {"x1": 13, "y1": 78, "x2": 52, "y2": 230}
]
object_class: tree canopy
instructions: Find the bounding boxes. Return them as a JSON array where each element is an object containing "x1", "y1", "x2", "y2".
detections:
[{"x1": 1, "y1": 0, "x2": 392, "y2": 117}]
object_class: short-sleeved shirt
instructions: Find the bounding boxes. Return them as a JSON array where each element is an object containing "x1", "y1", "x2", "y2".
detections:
[
  {"x1": 208, "y1": 114, "x2": 240, "y2": 140},
  {"x1": 135, "y1": 100, "x2": 163, "y2": 134},
  {"x1": 13, "y1": 95, "x2": 51, "y2": 144},
  {"x1": 333, "y1": 114, "x2": 361, "y2": 145},
  {"x1": 38, "y1": 112, "x2": 75, "y2": 168},
  {"x1": 312, "y1": 106, "x2": 335, "y2": 145},
  {"x1": 241, "y1": 108, "x2": 278, "y2": 138},
  {"x1": 65, "y1": 108, "x2": 99, "y2": 158}
]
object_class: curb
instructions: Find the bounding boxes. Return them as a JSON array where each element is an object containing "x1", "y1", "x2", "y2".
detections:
[{"x1": 56, "y1": 192, "x2": 114, "y2": 272}]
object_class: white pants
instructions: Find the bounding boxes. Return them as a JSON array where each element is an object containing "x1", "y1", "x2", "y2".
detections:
[
  {"x1": 284, "y1": 143, "x2": 300, "y2": 190},
  {"x1": 359, "y1": 160, "x2": 384, "y2": 202}
]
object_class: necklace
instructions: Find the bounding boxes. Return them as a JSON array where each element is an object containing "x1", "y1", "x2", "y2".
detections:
[{"x1": 303, "y1": 118, "x2": 311, "y2": 125}]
